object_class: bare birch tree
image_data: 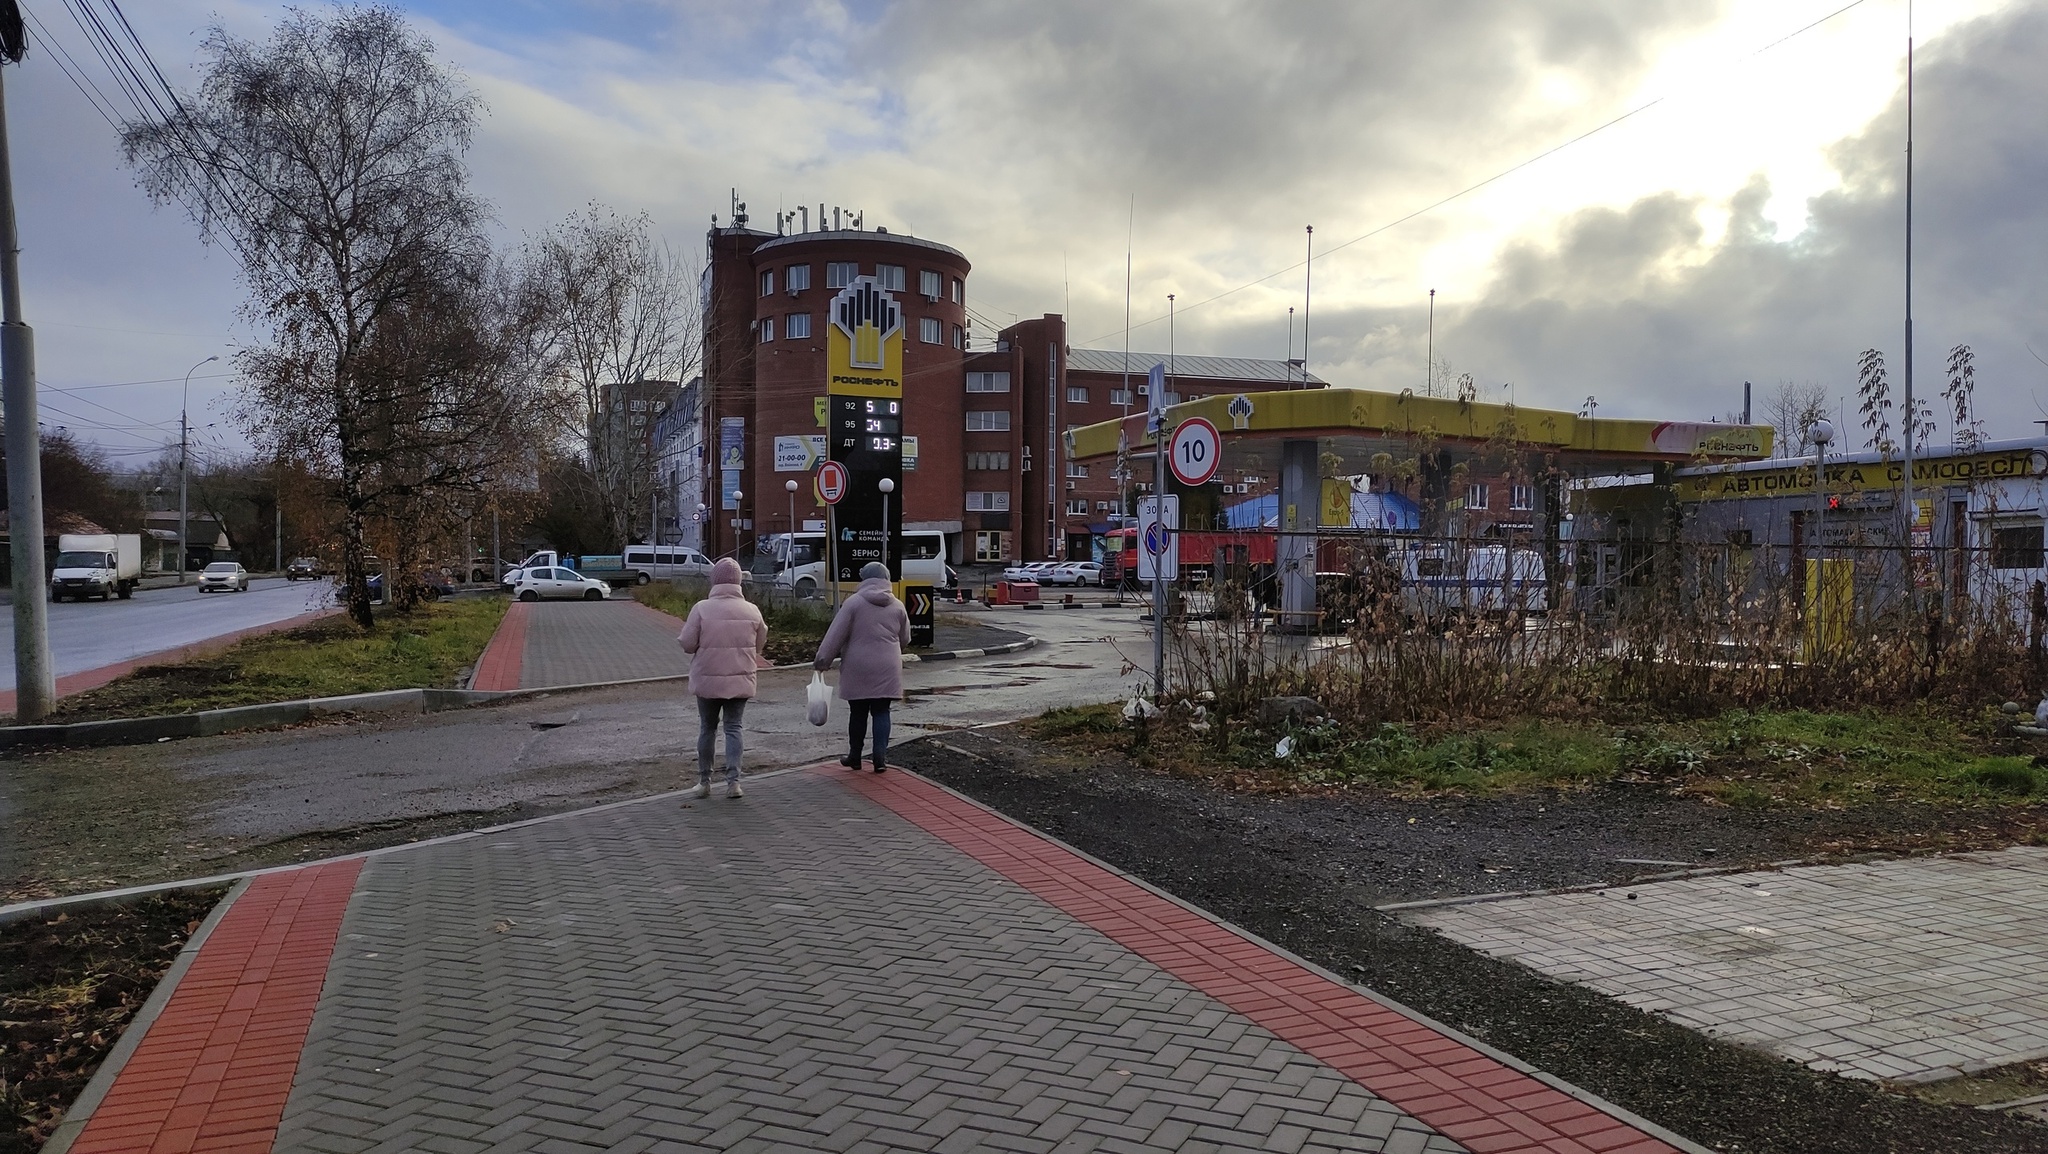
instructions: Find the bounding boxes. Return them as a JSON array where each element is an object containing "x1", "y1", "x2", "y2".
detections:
[
  {"x1": 524, "y1": 205, "x2": 700, "y2": 548},
  {"x1": 122, "y1": 6, "x2": 495, "y2": 626},
  {"x1": 1764, "y1": 380, "x2": 1829, "y2": 458}
]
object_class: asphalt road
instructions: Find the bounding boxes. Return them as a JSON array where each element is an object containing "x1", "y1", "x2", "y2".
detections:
[{"x1": 0, "y1": 577, "x2": 336, "y2": 691}]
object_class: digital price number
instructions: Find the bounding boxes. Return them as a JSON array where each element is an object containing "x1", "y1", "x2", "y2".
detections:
[{"x1": 842, "y1": 398, "x2": 901, "y2": 452}]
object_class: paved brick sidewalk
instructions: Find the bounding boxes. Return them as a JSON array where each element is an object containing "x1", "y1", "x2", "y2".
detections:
[
  {"x1": 62, "y1": 770, "x2": 1697, "y2": 1154},
  {"x1": 1411, "y1": 847, "x2": 2048, "y2": 1084},
  {"x1": 472, "y1": 600, "x2": 693, "y2": 691}
]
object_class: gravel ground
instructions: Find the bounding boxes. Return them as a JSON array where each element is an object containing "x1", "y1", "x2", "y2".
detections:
[{"x1": 894, "y1": 727, "x2": 2048, "y2": 1154}]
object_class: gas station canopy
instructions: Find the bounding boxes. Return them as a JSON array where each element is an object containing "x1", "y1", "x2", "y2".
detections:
[{"x1": 1066, "y1": 388, "x2": 1774, "y2": 475}]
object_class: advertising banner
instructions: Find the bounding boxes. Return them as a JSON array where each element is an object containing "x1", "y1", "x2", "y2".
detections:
[
  {"x1": 719, "y1": 417, "x2": 745, "y2": 510},
  {"x1": 773, "y1": 435, "x2": 827, "y2": 472}
]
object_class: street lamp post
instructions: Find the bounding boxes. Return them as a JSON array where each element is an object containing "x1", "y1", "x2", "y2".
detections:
[
  {"x1": 879, "y1": 478, "x2": 895, "y2": 579},
  {"x1": 179, "y1": 354, "x2": 218, "y2": 586},
  {"x1": 1809, "y1": 418, "x2": 1835, "y2": 652},
  {"x1": 785, "y1": 479, "x2": 799, "y2": 587}
]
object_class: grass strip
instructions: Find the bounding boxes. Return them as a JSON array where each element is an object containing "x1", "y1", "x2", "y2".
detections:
[
  {"x1": 1033, "y1": 702, "x2": 2048, "y2": 808},
  {"x1": 47, "y1": 598, "x2": 508, "y2": 723}
]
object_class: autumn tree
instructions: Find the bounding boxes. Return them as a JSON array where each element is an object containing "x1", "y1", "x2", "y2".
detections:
[{"x1": 122, "y1": 6, "x2": 512, "y2": 626}]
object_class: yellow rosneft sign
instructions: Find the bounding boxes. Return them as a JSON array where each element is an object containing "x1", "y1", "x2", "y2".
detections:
[
  {"x1": 826, "y1": 277, "x2": 904, "y2": 399},
  {"x1": 1678, "y1": 447, "x2": 2048, "y2": 501}
]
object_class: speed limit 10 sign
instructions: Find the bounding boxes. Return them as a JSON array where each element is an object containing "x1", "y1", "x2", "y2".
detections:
[{"x1": 1168, "y1": 417, "x2": 1222, "y2": 486}]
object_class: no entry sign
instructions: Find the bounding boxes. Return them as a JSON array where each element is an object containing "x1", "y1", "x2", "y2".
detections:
[
  {"x1": 1169, "y1": 417, "x2": 1221, "y2": 486},
  {"x1": 816, "y1": 460, "x2": 849, "y2": 505}
]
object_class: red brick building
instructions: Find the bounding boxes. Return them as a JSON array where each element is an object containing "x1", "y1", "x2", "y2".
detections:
[{"x1": 700, "y1": 218, "x2": 1318, "y2": 565}]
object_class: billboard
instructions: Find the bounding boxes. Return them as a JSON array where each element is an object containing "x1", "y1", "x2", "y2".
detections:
[
  {"x1": 719, "y1": 417, "x2": 745, "y2": 509},
  {"x1": 826, "y1": 276, "x2": 906, "y2": 582}
]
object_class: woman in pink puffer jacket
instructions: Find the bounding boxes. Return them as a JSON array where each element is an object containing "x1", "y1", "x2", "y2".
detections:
[{"x1": 677, "y1": 558, "x2": 766, "y2": 799}]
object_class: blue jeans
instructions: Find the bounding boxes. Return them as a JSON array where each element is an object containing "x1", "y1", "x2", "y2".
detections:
[
  {"x1": 848, "y1": 699, "x2": 892, "y2": 768},
  {"x1": 697, "y1": 697, "x2": 746, "y2": 785}
]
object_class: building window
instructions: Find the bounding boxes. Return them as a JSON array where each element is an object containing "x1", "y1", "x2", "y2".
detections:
[
  {"x1": 951, "y1": 278, "x2": 963, "y2": 304},
  {"x1": 919, "y1": 269, "x2": 942, "y2": 299},
  {"x1": 1065, "y1": 386, "x2": 1089, "y2": 404},
  {"x1": 786, "y1": 264, "x2": 810, "y2": 291},
  {"x1": 966, "y1": 372, "x2": 1011, "y2": 393},
  {"x1": 968, "y1": 452, "x2": 1011, "y2": 471},
  {"x1": 826, "y1": 262, "x2": 857, "y2": 288},
  {"x1": 759, "y1": 317, "x2": 774, "y2": 343},
  {"x1": 966, "y1": 411, "x2": 1012, "y2": 432},
  {"x1": 876, "y1": 264, "x2": 905, "y2": 291},
  {"x1": 629, "y1": 399, "x2": 647, "y2": 412},
  {"x1": 1109, "y1": 388, "x2": 1133, "y2": 406},
  {"x1": 952, "y1": 325, "x2": 963, "y2": 349},
  {"x1": 1065, "y1": 499, "x2": 1089, "y2": 516},
  {"x1": 1066, "y1": 461, "x2": 1087, "y2": 478},
  {"x1": 785, "y1": 313, "x2": 811, "y2": 340},
  {"x1": 966, "y1": 491, "x2": 1012, "y2": 512},
  {"x1": 974, "y1": 530, "x2": 1008, "y2": 561},
  {"x1": 758, "y1": 269, "x2": 774, "y2": 297},
  {"x1": 1097, "y1": 500, "x2": 1124, "y2": 515},
  {"x1": 1465, "y1": 483, "x2": 1489, "y2": 511},
  {"x1": 1509, "y1": 484, "x2": 1536, "y2": 511},
  {"x1": 1163, "y1": 391, "x2": 1182, "y2": 405},
  {"x1": 920, "y1": 316, "x2": 942, "y2": 344},
  {"x1": 1993, "y1": 524, "x2": 2045, "y2": 570}
]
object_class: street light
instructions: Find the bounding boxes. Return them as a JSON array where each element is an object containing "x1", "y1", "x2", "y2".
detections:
[
  {"x1": 879, "y1": 477, "x2": 895, "y2": 578},
  {"x1": 785, "y1": 479, "x2": 799, "y2": 586},
  {"x1": 179, "y1": 354, "x2": 219, "y2": 585},
  {"x1": 1808, "y1": 418, "x2": 1835, "y2": 652}
]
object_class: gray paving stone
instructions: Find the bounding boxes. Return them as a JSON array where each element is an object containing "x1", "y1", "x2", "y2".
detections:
[
  {"x1": 277, "y1": 771, "x2": 1470, "y2": 1153},
  {"x1": 1413, "y1": 846, "x2": 2048, "y2": 1082}
]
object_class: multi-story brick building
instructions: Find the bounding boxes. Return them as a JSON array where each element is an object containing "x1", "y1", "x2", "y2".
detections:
[{"x1": 698, "y1": 213, "x2": 1319, "y2": 565}]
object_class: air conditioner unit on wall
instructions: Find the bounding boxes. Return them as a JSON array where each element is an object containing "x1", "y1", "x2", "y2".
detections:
[{"x1": 1066, "y1": 480, "x2": 1077, "y2": 490}]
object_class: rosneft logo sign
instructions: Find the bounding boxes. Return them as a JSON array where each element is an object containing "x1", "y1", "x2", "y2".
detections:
[{"x1": 827, "y1": 277, "x2": 904, "y2": 397}]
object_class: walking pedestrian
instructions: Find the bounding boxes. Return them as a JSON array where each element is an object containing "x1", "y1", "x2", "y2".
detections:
[
  {"x1": 678, "y1": 558, "x2": 766, "y2": 799},
  {"x1": 815, "y1": 561, "x2": 910, "y2": 773}
]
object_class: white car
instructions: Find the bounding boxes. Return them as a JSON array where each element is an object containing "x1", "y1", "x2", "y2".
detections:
[
  {"x1": 197, "y1": 561, "x2": 249, "y2": 593},
  {"x1": 1044, "y1": 561, "x2": 1104, "y2": 587},
  {"x1": 512, "y1": 567, "x2": 610, "y2": 602},
  {"x1": 999, "y1": 562, "x2": 1053, "y2": 583}
]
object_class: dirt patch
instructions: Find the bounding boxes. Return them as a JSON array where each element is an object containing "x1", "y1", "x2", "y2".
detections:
[
  {"x1": 894, "y1": 727, "x2": 2048, "y2": 1154},
  {"x1": 1, "y1": 887, "x2": 227, "y2": 1154}
]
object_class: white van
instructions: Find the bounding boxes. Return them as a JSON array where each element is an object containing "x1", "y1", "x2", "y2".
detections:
[
  {"x1": 621, "y1": 544, "x2": 714, "y2": 583},
  {"x1": 767, "y1": 531, "x2": 947, "y2": 598}
]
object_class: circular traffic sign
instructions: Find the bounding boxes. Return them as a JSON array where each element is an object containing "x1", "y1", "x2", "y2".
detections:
[
  {"x1": 1143, "y1": 520, "x2": 1172, "y2": 555},
  {"x1": 1169, "y1": 417, "x2": 1222, "y2": 486},
  {"x1": 816, "y1": 460, "x2": 849, "y2": 505}
]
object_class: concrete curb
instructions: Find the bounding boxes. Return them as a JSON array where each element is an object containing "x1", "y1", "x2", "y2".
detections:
[
  {"x1": 0, "y1": 636, "x2": 1040, "y2": 751},
  {"x1": 39, "y1": 878, "x2": 251, "y2": 1154}
]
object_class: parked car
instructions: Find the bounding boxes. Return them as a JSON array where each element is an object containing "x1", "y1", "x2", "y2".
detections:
[
  {"x1": 1043, "y1": 561, "x2": 1104, "y2": 587},
  {"x1": 999, "y1": 561, "x2": 1054, "y2": 583},
  {"x1": 197, "y1": 561, "x2": 250, "y2": 593},
  {"x1": 285, "y1": 556, "x2": 325, "y2": 581},
  {"x1": 512, "y1": 567, "x2": 610, "y2": 602}
]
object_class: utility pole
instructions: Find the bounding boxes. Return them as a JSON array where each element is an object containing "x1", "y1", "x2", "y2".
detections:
[
  {"x1": 0, "y1": 10, "x2": 54, "y2": 720},
  {"x1": 178, "y1": 355, "x2": 217, "y2": 586},
  {"x1": 1901, "y1": 5, "x2": 1918, "y2": 550}
]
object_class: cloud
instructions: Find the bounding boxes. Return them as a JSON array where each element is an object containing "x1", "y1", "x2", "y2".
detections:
[{"x1": 1317, "y1": 2, "x2": 2048, "y2": 437}]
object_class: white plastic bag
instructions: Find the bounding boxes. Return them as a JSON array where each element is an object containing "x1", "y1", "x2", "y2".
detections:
[{"x1": 807, "y1": 672, "x2": 831, "y2": 727}]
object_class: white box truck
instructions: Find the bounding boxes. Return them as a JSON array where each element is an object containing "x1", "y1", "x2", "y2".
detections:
[{"x1": 51, "y1": 533, "x2": 142, "y2": 601}]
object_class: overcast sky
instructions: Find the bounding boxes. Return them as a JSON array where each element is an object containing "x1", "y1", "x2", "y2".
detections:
[{"x1": 10, "y1": 0, "x2": 2044, "y2": 465}]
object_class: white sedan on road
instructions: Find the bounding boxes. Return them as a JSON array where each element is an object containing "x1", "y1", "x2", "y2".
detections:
[
  {"x1": 1042, "y1": 561, "x2": 1104, "y2": 587},
  {"x1": 999, "y1": 562, "x2": 1053, "y2": 583},
  {"x1": 512, "y1": 567, "x2": 610, "y2": 602},
  {"x1": 197, "y1": 562, "x2": 250, "y2": 593}
]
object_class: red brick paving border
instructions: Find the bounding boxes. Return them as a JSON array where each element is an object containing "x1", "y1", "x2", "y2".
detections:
[
  {"x1": 467, "y1": 600, "x2": 531, "y2": 691},
  {"x1": 0, "y1": 608, "x2": 338, "y2": 718},
  {"x1": 841, "y1": 766, "x2": 1687, "y2": 1154},
  {"x1": 65, "y1": 860, "x2": 362, "y2": 1154}
]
